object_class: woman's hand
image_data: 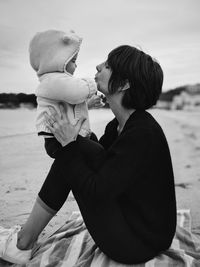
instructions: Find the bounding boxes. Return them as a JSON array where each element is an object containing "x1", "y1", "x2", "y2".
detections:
[
  {"x1": 45, "y1": 105, "x2": 86, "y2": 147},
  {"x1": 87, "y1": 94, "x2": 105, "y2": 109}
]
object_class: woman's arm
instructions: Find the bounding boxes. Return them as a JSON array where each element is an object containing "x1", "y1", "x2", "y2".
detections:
[{"x1": 36, "y1": 75, "x2": 97, "y2": 104}]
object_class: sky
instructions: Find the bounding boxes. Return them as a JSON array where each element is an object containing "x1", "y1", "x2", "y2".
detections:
[{"x1": 0, "y1": 0, "x2": 199, "y2": 93}]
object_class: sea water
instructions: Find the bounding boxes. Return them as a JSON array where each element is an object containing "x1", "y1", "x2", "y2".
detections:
[{"x1": 0, "y1": 108, "x2": 114, "y2": 138}]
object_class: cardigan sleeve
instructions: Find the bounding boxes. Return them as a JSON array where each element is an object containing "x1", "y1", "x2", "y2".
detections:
[
  {"x1": 56, "y1": 127, "x2": 152, "y2": 204},
  {"x1": 36, "y1": 76, "x2": 97, "y2": 104}
]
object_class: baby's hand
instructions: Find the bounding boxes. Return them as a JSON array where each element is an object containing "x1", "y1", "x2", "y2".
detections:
[{"x1": 87, "y1": 94, "x2": 105, "y2": 109}]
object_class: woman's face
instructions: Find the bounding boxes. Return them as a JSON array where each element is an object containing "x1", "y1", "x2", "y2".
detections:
[{"x1": 95, "y1": 61, "x2": 112, "y2": 95}]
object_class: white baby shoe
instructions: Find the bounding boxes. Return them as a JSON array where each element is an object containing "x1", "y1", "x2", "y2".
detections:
[{"x1": 0, "y1": 225, "x2": 32, "y2": 264}]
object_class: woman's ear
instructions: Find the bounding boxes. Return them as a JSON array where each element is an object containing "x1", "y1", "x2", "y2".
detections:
[
  {"x1": 119, "y1": 80, "x2": 130, "y2": 92},
  {"x1": 122, "y1": 81, "x2": 130, "y2": 91}
]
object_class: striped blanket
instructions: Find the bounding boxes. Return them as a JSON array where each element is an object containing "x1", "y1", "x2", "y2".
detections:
[{"x1": 10, "y1": 210, "x2": 200, "y2": 266}]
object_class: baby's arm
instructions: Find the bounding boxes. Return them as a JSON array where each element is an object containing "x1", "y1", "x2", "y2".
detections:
[
  {"x1": 87, "y1": 93, "x2": 105, "y2": 109},
  {"x1": 36, "y1": 75, "x2": 97, "y2": 104}
]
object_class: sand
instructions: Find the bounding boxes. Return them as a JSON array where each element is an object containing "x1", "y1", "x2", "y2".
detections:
[{"x1": 0, "y1": 108, "x2": 200, "y2": 241}]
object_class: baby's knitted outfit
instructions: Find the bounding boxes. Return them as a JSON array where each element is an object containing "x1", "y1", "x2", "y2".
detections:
[{"x1": 29, "y1": 29, "x2": 97, "y2": 138}]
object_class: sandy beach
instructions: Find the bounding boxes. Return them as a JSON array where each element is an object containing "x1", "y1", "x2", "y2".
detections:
[{"x1": 0, "y1": 108, "x2": 200, "y2": 242}]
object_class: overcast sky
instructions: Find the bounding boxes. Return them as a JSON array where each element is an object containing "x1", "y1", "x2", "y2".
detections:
[{"x1": 0, "y1": 0, "x2": 199, "y2": 93}]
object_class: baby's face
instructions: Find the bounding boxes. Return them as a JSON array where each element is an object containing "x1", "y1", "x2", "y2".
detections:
[{"x1": 65, "y1": 54, "x2": 77, "y2": 75}]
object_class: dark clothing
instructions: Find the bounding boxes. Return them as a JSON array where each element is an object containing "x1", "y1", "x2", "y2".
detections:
[
  {"x1": 39, "y1": 110, "x2": 176, "y2": 264},
  {"x1": 44, "y1": 132, "x2": 99, "y2": 159},
  {"x1": 39, "y1": 136, "x2": 105, "y2": 212},
  {"x1": 44, "y1": 137, "x2": 63, "y2": 158},
  {"x1": 39, "y1": 132, "x2": 101, "y2": 213}
]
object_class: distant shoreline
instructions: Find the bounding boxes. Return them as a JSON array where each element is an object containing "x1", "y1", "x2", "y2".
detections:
[{"x1": 0, "y1": 83, "x2": 200, "y2": 111}]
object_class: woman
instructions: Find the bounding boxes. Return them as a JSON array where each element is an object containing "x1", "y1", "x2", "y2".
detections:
[{"x1": 0, "y1": 45, "x2": 176, "y2": 265}]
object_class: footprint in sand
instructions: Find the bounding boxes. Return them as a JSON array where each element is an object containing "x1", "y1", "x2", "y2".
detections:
[
  {"x1": 5, "y1": 187, "x2": 26, "y2": 193},
  {"x1": 14, "y1": 187, "x2": 26, "y2": 191},
  {"x1": 180, "y1": 124, "x2": 187, "y2": 129},
  {"x1": 185, "y1": 164, "x2": 191, "y2": 168},
  {"x1": 175, "y1": 183, "x2": 191, "y2": 189},
  {"x1": 185, "y1": 132, "x2": 197, "y2": 139}
]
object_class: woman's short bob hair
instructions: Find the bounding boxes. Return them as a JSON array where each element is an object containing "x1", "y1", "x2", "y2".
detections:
[{"x1": 107, "y1": 45, "x2": 163, "y2": 110}]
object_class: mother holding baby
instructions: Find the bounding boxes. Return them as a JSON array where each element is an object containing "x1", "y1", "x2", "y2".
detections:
[
  {"x1": 47, "y1": 45, "x2": 177, "y2": 264},
  {"x1": 1, "y1": 41, "x2": 176, "y2": 264}
]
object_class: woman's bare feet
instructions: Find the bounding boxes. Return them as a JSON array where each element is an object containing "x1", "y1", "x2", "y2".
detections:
[{"x1": 17, "y1": 227, "x2": 35, "y2": 250}]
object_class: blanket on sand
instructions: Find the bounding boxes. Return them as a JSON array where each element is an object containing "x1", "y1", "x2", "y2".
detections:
[{"x1": 1, "y1": 209, "x2": 200, "y2": 266}]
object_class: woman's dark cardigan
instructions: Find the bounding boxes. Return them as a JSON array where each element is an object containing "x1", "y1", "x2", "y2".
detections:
[{"x1": 55, "y1": 110, "x2": 177, "y2": 264}]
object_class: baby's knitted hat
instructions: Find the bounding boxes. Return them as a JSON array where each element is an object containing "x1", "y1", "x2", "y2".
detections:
[{"x1": 29, "y1": 29, "x2": 82, "y2": 76}]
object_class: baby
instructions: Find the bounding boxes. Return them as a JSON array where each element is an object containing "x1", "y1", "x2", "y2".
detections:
[{"x1": 29, "y1": 29, "x2": 100, "y2": 157}]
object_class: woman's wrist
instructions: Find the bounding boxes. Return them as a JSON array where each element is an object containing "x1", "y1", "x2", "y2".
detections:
[{"x1": 61, "y1": 136, "x2": 77, "y2": 147}]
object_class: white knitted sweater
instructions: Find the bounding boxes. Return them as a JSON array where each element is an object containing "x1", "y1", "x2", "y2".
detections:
[{"x1": 35, "y1": 72, "x2": 97, "y2": 138}]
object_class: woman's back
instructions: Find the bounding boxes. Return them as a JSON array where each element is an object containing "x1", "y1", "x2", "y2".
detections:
[{"x1": 73, "y1": 110, "x2": 176, "y2": 264}]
